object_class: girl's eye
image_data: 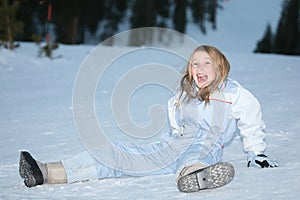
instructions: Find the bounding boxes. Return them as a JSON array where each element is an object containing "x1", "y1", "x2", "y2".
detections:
[
  {"x1": 192, "y1": 63, "x2": 198, "y2": 67},
  {"x1": 205, "y1": 61, "x2": 211, "y2": 65}
]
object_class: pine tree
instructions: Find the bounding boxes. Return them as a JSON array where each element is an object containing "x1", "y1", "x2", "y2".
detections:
[
  {"x1": 207, "y1": 0, "x2": 217, "y2": 30},
  {"x1": 100, "y1": 0, "x2": 128, "y2": 44},
  {"x1": 82, "y1": 0, "x2": 105, "y2": 35},
  {"x1": 129, "y1": 0, "x2": 153, "y2": 46},
  {"x1": 173, "y1": 0, "x2": 187, "y2": 33},
  {"x1": 0, "y1": 0, "x2": 23, "y2": 50},
  {"x1": 190, "y1": 0, "x2": 207, "y2": 33},
  {"x1": 16, "y1": 1, "x2": 43, "y2": 41},
  {"x1": 273, "y1": 0, "x2": 299, "y2": 55},
  {"x1": 254, "y1": 23, "x2": 273, "y2": 53},
  {"x1": 3, "y1": 0, "x2": 225, "y2": 46},
  {"x1": 130, "y1": 0, "x2": 156, "y2": 29},
  {"x1": 52, "y1": 0, "x2": 89, "y2": 44},
  {"x1": 155, "y1": 0, "x2": 170, "y2": 28},
  {"x1": 189, "y1": 0, "x2": 220, "y2": 34}
]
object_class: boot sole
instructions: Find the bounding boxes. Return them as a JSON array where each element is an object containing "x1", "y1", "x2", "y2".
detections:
[
  {"x1": 177, "y1": 162, "x2": 235, "y2": 193},
  {"x1": 19, "y1": 151, "x2": 43, "y2": 187}
]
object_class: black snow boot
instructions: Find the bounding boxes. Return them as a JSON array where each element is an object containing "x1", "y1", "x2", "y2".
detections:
[{"x1": 19, "y1": 151, "x2": 44, "y2": 187}]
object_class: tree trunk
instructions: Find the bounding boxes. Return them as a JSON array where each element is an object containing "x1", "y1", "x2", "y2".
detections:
[
  {"x1": 3, "y1": 0, "x2": 13, "y2": 50},
  {"x1": 70, "y1": 16, "x2": 79, "y2": 44},
  {"x1": 6, "y1": 15, "x2": 14, "y2": 50}
]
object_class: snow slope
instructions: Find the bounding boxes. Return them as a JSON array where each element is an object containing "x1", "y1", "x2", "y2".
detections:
[
  {"x1": 1, "y1": 0, "x2": 300, "y2": 199},
  {"x1": 1, "y1": 42, "x2": 300, "y2": 200}
]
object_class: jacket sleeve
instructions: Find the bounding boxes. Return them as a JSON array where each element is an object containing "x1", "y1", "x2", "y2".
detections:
[
  {"x1": 230, "y1": 85, "x2": 266, "y2": 154},
  {"x1": 167, "y1": 95, "x2": 181, "y2": 135}
]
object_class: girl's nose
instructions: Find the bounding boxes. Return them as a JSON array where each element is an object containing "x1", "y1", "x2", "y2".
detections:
[{"x1": 193, "y1": 65, "x2": 203, "y2": 71}]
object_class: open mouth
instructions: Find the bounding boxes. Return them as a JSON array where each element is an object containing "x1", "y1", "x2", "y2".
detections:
[{"x1": 196, "y1": 73, "x2": 208, "y2": 83}]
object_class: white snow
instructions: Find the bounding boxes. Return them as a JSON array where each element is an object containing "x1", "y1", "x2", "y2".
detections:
[{"x1": 1, "y1": 0, "x2": 300, "y2": 199}]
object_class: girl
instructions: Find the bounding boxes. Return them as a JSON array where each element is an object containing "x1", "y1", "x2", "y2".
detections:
[{"x1": 19, "y1": 45, "x2": 278, "y2": 193}]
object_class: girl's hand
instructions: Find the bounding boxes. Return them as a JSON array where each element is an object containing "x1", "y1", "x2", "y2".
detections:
[{"x1": 247, "y1": 152, "x2": 279, "y2": 168}]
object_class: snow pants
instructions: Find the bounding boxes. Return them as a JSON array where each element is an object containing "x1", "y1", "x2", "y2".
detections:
[{"x1": 61, "y1": 129, "x2": 224, "y2": 183}]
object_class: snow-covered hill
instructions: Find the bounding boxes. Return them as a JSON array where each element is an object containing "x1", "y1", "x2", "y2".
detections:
[{"x1": 1, "y1": 41, "x2": 300, "y2": 200}]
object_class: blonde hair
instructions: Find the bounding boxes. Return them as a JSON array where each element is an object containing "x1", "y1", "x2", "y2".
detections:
[{"x1": 177, "y1": 45, "x2": 230, "y2": 106}]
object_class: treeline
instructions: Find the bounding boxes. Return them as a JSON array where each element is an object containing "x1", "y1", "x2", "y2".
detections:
[
  {"x1": 1, "y1": 0, "x2": 222, "y2": 46},
  {"x1": 2, "y1": 0, "x2": 299, "y2": 55},
  {"x1": 254, "y1": 0, "x2": 299, "y2": 56}
]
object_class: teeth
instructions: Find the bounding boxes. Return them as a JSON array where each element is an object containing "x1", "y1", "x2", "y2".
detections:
[
  {"x1": 197, "y1": 74, "x2": 206, "y2": 78},
  {"x1": 197, "y1": 73, "x2": 206, "y2": 77}
]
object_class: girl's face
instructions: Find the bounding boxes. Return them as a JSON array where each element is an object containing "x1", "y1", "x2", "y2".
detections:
[{"x1": 191, "y1": 51, "x2": 217, "y2": 89}]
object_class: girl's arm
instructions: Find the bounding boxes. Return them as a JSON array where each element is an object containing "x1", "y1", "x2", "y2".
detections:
[
  {"x1": 167, "y1": 95, "x2": 181, "y2": 136},
  {"x1": 230, "y1": 85, "x2": 266, "y2": 154},
  {"x1": 228, "y1": 82, "x2": 278, "y2": 168}
]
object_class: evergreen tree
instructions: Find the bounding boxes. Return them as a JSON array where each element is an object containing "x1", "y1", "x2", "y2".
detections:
[
  {"x1": 4, "y1": 0, "x2": 225, "y2": 45},
  {"x1": 15, "y1": 0, "x2": 40, "y2": 42},
  {"x1": 99, "y1": 0, "x2": 128, "y2": 44},
  {"x1": 190, "y1": 0, "x2": 207, "y2": 33},
  {"x1": 52, "y1": 0, "x2": 85, "y2": 44},
  {"x1": 189, "y1": 0, "x2": 220, "y2": 34},
  {"x1": 207, "y1": 0, "x2": 217, "y2": 30},
  {"x1": 130, "y1": 0, "x2": 156, "y2": 28},
  {"x1": 273, "y1": 0, "x2": 299, "y2": 55},
  {"x1": 82, "y1": 0, "x2": 105, "y2": 35},
  {"x1": 129, "y1": 0, "x2": 155, "y2": 46},
  {"x1": 173, "y1": 0, "x2": 187, "y2": 33},
  {"x1": 155, "y1": 0, "x2": 170, "y2": 28},
  {"x1": 0, "y1": 0, "x2": 23, "y2": 50},
  {"x1": 51, "y1": 0, "x2": 128, "y2": 44},
  {"x1": 16, "y1": 0, "x2": 53, "y2": 44},
  {"x1": 254, "y1": 23, "x2": 273, "y2": 53}
]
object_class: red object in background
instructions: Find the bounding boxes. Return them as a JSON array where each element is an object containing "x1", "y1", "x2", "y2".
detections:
[
  {"x1": 47, "y1": 4, "x2": 52, "y2": 21},
  {"x1": 46, "y1": 0, "x2": 52, "y2": 45}
]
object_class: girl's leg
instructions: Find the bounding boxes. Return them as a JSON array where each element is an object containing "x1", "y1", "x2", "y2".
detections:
[
  {"x1": 62, "y1": 148, "x2": 177, "y2": 181},
  {"x1": 61, "y1": 151, "x2": 101, "y2": 183},
  {"x1": 19, "y1": 150, "x2": 123, "y2": 188},
  {"x1": 19, "y1": 133, "x2": 189, "y2": 187},
  {"x1": 19, "y1": 151, "x2": 67, "y2": 187},
  {"x1": 19, "y1": 148, "x2": 175, "y2": 188}
]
